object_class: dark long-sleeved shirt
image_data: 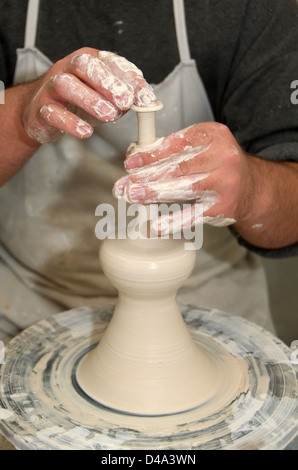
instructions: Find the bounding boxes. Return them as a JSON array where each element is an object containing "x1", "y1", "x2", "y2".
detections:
[{"x1": 0, "y1": 0, "x2": 298, "y2": 256}]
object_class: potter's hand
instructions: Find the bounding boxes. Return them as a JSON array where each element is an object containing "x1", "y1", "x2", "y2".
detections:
[
  {"x1": 22, "y1": 48, "x2": 156, "y2": 144},
  {"x1": 113, "y1": 122, "x2": 253, "y2": 231}
]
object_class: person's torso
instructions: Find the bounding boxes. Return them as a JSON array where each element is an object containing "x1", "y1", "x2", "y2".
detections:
[{"x1": 0, "y1": 0, "x2": 247, "y2": 305}]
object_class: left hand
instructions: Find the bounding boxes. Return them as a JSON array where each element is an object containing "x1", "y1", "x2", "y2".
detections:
[{"x1": 113, "y1": 122, "x2": 253, "y2": 233}]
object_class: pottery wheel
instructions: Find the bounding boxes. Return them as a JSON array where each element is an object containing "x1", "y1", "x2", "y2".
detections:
[{"x1": 0, "y1": 304, "x2": 297, "y2": 450}]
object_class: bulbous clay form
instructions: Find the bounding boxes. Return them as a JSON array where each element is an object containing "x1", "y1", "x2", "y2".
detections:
[{"x1": 76, "y1": 236, "x2": 247, "y2": 415}]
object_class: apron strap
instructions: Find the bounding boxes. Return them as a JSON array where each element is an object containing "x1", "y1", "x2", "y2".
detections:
[
  {"x1": 24, "y1": 0, "x2": 40, "y2": 49},
  {"x1": 173, "y1": 0, "x2": 192, "y2": 64},
  {"x1": 24, "y1": 1, "x2": 190, "y2": 63}
]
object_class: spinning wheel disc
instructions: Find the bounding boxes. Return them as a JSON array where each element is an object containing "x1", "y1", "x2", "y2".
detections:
[{"x1": 0, "y1": 305, "x2": 297, "y2": 450}]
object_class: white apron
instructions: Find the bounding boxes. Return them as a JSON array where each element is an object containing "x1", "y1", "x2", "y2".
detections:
[{"x1": 0, "y1": 0, "x2": 274, "y2": 342}]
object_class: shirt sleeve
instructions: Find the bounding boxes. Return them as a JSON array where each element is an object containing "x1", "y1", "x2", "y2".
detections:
[
  {"x1": 220, "y1": 0, "x2": 298, "y2": 160},
  {"x1": 229, "y1": 227, "x2": 298, "y2": 259},
  {"x1": 221, "y1": 0, "x2": 298, "y2": 257}
]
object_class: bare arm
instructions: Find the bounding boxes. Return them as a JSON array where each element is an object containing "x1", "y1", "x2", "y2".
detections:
[
  {"x1": 0, "y1": 84, "x2": 40, "y2": 185},
  {"x1": 233, "y1": 156, "x2": 298, "y2": 249}
]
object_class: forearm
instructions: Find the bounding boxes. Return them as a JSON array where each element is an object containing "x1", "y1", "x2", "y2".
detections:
[
  {"x1": 234, "y1": 156, "x2": 298, "y2": 249},
  {"x1": 0, "y1": 84, "x2": 40, "y2": 185}
]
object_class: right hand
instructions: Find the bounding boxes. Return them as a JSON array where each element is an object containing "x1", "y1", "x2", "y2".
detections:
[{"x1": 22, "y1": 47, "x2": 157, "y2": 144}]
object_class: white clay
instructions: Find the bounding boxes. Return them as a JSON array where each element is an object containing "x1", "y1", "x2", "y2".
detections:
[{"x1": 76, "y1": 236, "x2": 247, "y2": 415}]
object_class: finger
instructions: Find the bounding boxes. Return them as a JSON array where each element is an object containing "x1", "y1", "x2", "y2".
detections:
[
  {"x1": 125, "y1": 131, "x2": 188, "y2": 170},
  {"x1": 114, "y1": 147, "x2": 211, "y2": 199},
  {"x1": 40, "y1": 103, "x2": 93, "y2": 139},
  {"x1": 51, "y1": 73, "x2": 120, "y2": 122},
  {"x1": 113, "y1": 151, "x2": 211, "y2": 198},
  {"x1": 151, "y1": 204, "x2": 236, "y2": 237},
  {"x1": 120, "y1": 176, "x2": 218, "y2": 204},
  {"x1": 203, "y1": 215, "x2": 236, "y2": 226},
  {"x1": 66, "y1": 53, "x2": 134, "y2": 110},
  {"x1": 151, "y1": 203, "x2": 204, "y2": 236},
  {"x1": 125, "y1": 125, "x2": 212, "y2": 171},
  {"x1": 98, "y1": 51, "x2": 157, "y2": 107}
]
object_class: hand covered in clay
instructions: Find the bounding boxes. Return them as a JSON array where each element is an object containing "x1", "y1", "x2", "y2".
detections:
[
  {"x1": 22, "y1": 48, "x2": 156, "y2": 144},
  {"x1": 113, "y1": 122, "x2": 253, "y2": 232}
]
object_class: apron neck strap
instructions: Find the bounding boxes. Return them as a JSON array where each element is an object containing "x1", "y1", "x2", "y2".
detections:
[
  {"x1": 173, "y1": 0, "x2": 192, "y2": 64},
  {"x1": 24, "y1": 0, "x2": 40, "y2": 49},
  {"x1": 23, "y1": 0, "x2": 191, "y2": 62}
]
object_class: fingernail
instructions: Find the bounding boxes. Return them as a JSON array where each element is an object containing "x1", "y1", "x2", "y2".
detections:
[
  {"x1": 112, "y1": 183, "x2": 123, "y2": 198},
  {"x1": 118, "y1": 89, "x2": 134, "y2": 109},
  {"x1": 49, "y1": 75, "x2": 59, "y2": 88},
  {"x1": 125, "y1": 155, "x2": 144, "y2": 171},
  {"x1": 136, "y1": 86, "x2": 157, "y2": 107},
  {"x1": 93, "y1": 100, "x2": 119, "y2": 120},
  {"x1": 124, "y1": 185, "x2": 147, "y2": 203},
  {"x1": 76, "y1": 120, "x2": 93, "y2": 138},
  {"x1": 112, "y1": 176, "x2": 130, "y2": 198},
  {"x1": 98, "y1": 50, "x2": 114, "y2": 61},
  {"x1": 104, "y1": 77, "x2": 133, "y2": 109}
]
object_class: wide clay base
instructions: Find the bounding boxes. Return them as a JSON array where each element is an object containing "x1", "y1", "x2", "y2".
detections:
[
  {"x1": 76, "y1": 331, "x2": 247, "y2": 416},
  {"x1": 0, "y1": 305, "x2": 297, "y2": 450}
]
